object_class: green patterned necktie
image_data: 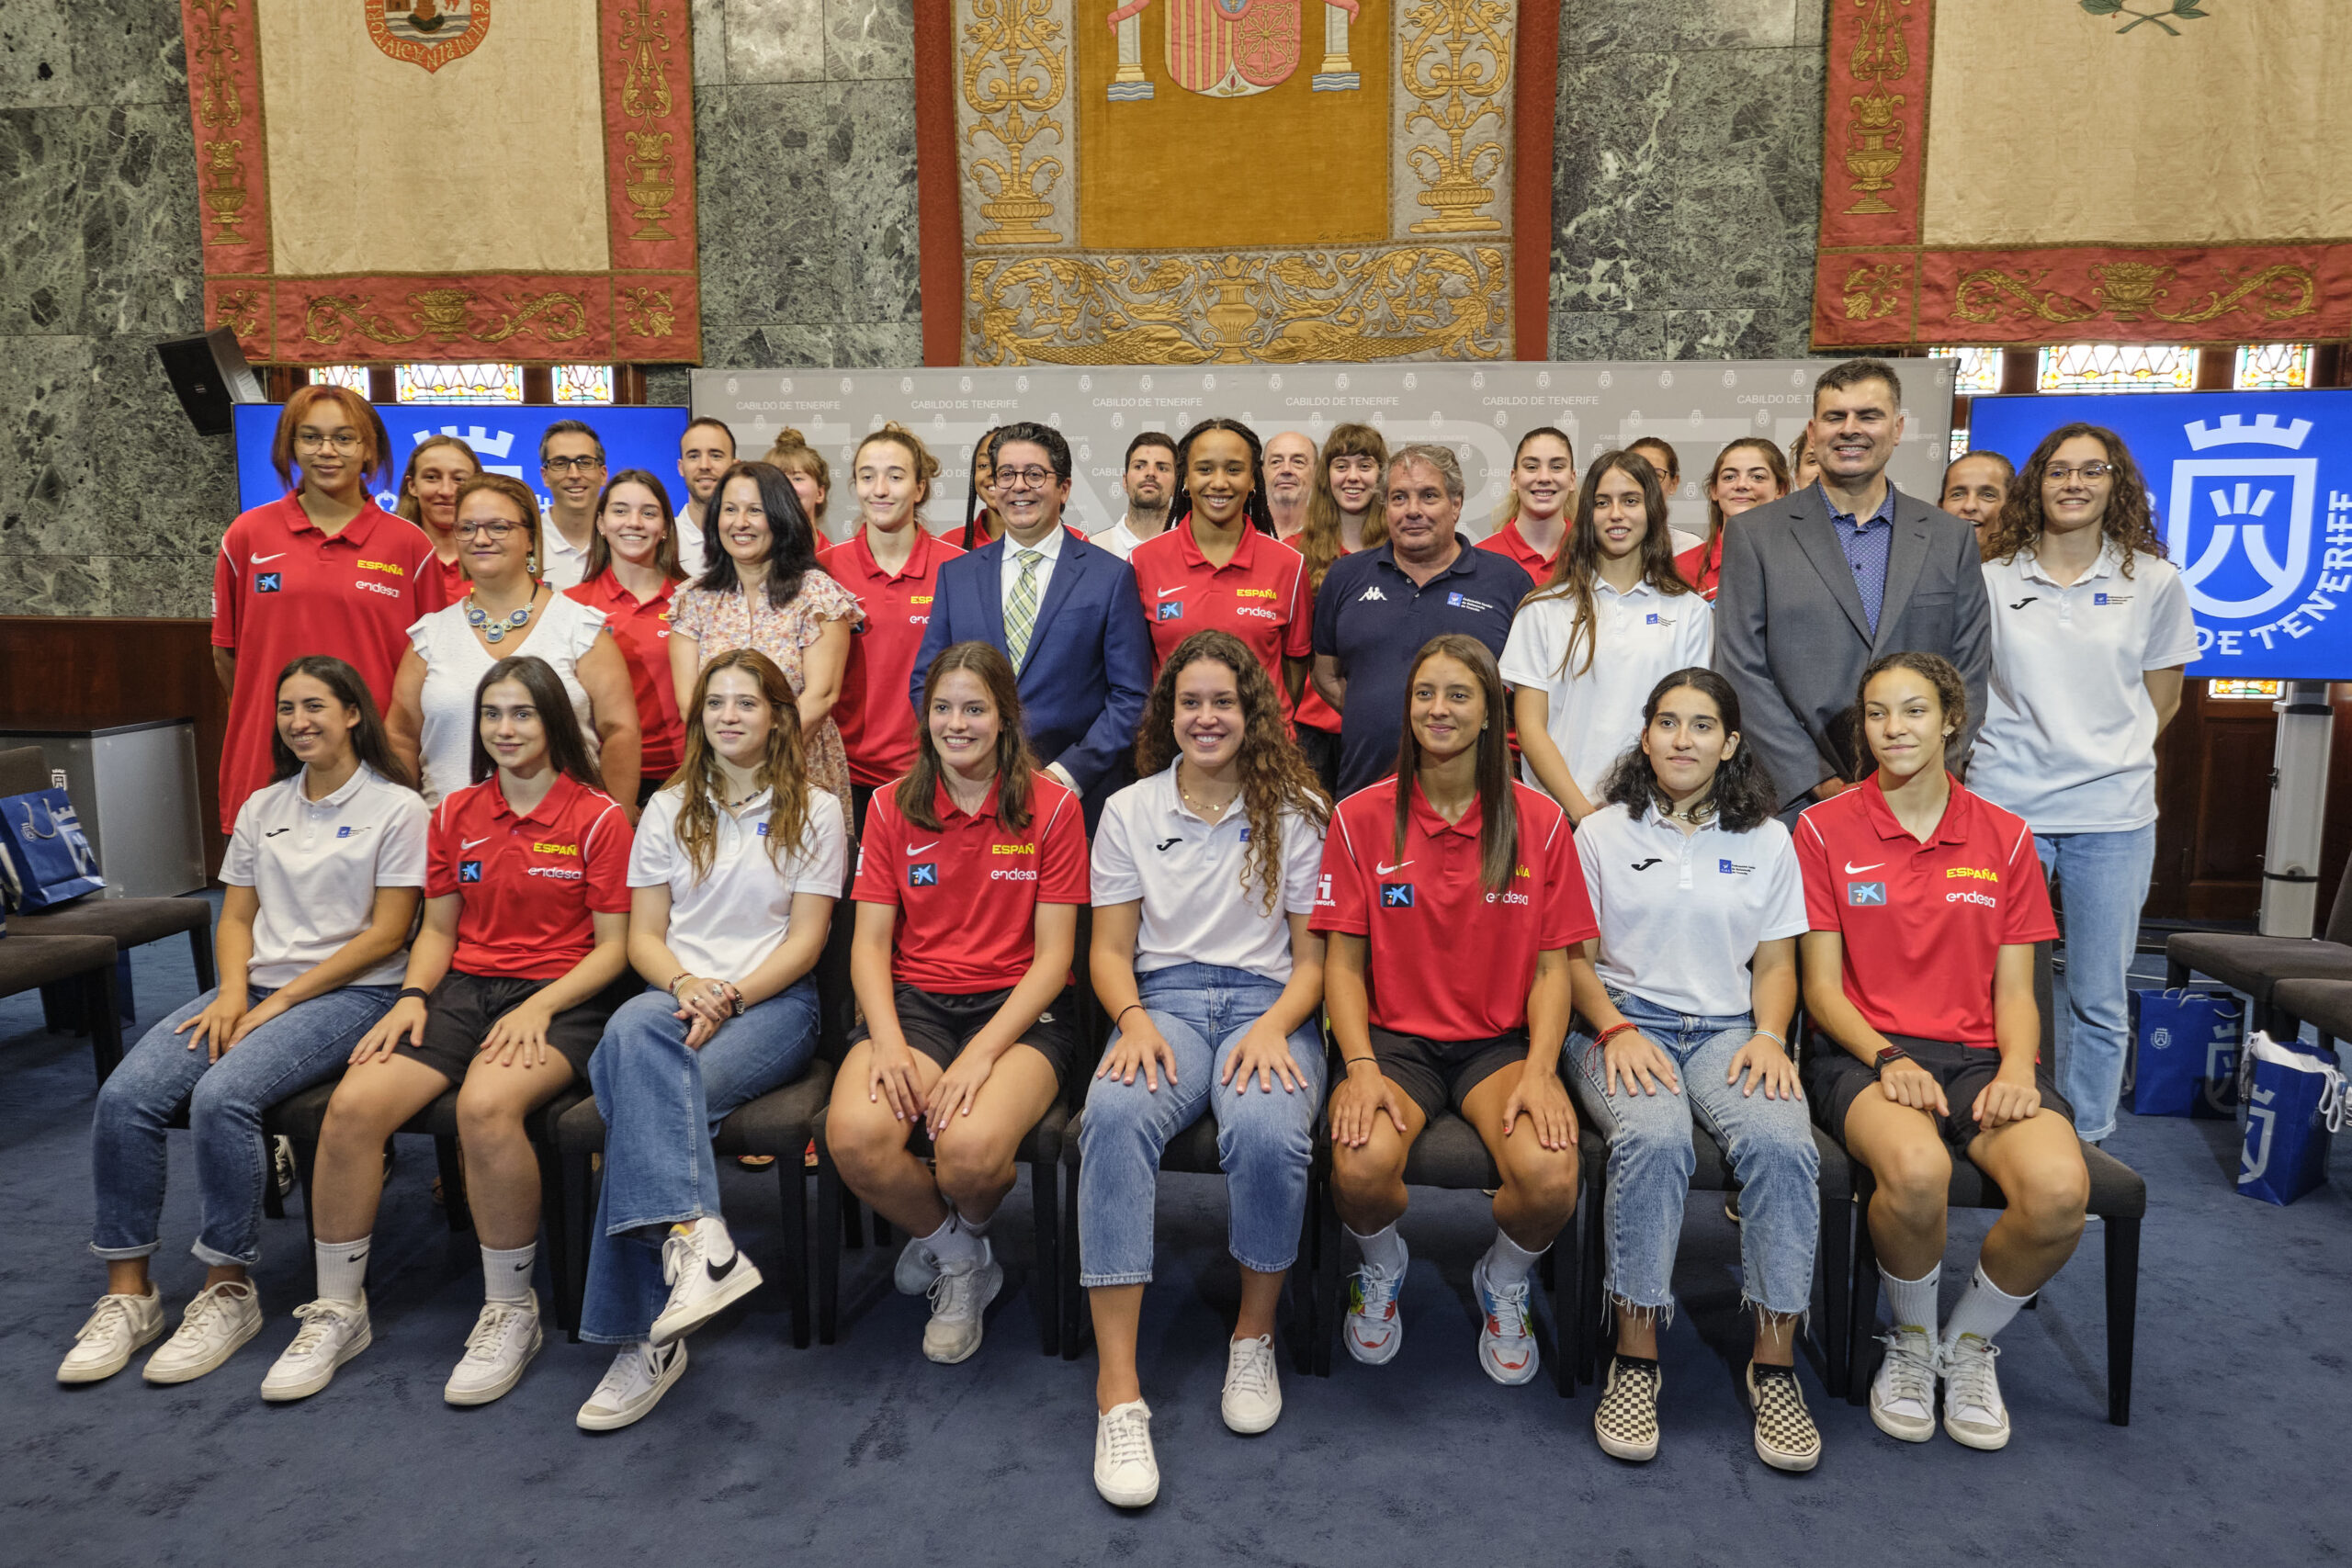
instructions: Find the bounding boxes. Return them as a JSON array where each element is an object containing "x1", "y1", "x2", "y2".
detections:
[{"x1": 1004, "y1": 547, "x2": 1044, "y2": 668}]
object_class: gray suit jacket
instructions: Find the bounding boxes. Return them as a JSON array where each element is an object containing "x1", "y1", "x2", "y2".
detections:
[{"x1": 1711, "y1": 483, "x2": 1992, "y2": 814}]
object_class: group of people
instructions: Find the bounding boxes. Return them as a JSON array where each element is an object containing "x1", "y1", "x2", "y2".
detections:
[{"x1": 63, "y1": 357, "x2": 2197, "y2": 1502}]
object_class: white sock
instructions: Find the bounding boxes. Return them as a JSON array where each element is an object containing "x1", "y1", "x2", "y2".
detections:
[
  {"x1": 927, "y1": 1213, "x2": 985, "y2": 1272},
  {"x1": 1347, "y1": 1223, "x2": 1407, "y2": 1277},
  {"x1": 1482, "y1": 1228, "x2": 1546, "y2": 1290},
  {"x1": 483, "y1": 1243, "x2": 536, "y2": 1304},
  {"x1": 316, "y1": 1236, "x2": 370, "y2": 1303},
  {"x1": 1882, "y1": 1263, "x2": 1940, "y2": 1336},
  {"x1": 1940, "y1": 1264, "x2": 2032, "y2": 1350},
  {"x1": 673, "y1": 1214, "x2": 735, "y2": 1264}
]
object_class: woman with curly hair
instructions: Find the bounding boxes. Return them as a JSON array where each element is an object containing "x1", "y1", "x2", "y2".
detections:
[
  {"x1": 1973, "y1": 423, "x2": 2197, "y2": 1144},
  {"x1": 1079, "y1": 629, "x2": 1331, "y2": 1506}
]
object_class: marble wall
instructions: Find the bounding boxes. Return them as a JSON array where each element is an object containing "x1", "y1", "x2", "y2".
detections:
[{"x1": 0, "y1": 0, "x2": 1828, "y2": 616}]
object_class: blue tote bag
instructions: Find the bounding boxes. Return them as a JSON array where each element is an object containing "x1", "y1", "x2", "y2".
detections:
[
  {"x1": 2236, "y1": 1032, "x2": 2346, "y2": 1207},
  {"x1": 0, "y1": 787, "x2": 106, "y2": 912},
  {"x1": 2129, "y1": 987, "x2": 2241, "y2": 1118}
]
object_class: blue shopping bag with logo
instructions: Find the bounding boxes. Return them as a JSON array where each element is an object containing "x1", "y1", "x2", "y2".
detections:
[
  {"x1": 2129, "y1": 987, "x2": 2241, "y2": 1118},
  {"x1": 2236, "y1": 1032, "x2": 2346, "y2": 1207},
  {"x1": 0, "y1": 787, "x2": 106, "y2": 912}
]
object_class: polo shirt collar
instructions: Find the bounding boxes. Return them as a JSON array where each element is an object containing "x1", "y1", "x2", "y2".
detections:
[
  {"x1": 493, "y1": 771, "x2": 582, "y2": 827},
  {"x1": 933, "y1": 774, "x2": 1003, "y2": 824},
  {"x1": 1859, "y1": 770, "x2": 1973, "y2": 846},
  {"x1": 277, "y1": 493, "x2": 386, "y2": 547},
  {"x1": 851, "y1": 525, "x2": 937, "y2": 583},
  {"x1": 1173, "y1": 516, "x2": 1261, "y2": 574},
  {"x1": 1407, "y1": 775, "x2": 1483, "y2": 840},
  {"x1": 1374, "y1": 533, "x2": 1473, "y2": 580},
  {"x1": 306, "y1": 763, "x2": 373, "y2": 810},
  {"x1": 2018, "y1": 538, "x2": 2123, "y2": 588},
  {"x1": 582, "y1": 570, "x2": 676, "y2": 610},
  {"x1": 1594, "y1": 574, "x2": 1659, "y2": 602}
]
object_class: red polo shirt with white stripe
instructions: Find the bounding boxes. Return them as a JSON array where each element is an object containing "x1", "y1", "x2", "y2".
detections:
[
  {"x1": 1128, "y1": 520, "x2": 1313, "y2": 688},
  {"x1": 1478, "y1": 519, "x2": 1557, "y2": 584},
  {"x1": 566, "y1": 570, "x2": 685, "y2": 777},
  {"x1": 1313, "y1": 777, "x2": 1595, "y2": 1041},
  {"x1": 852, "y1": 772, "x2": 1088, "y2": 994},
  {"x1": 211, "y1": 495, "x2": 447, "y2": 832},
  {"x1": 425, "y1": 773, "x2": 633, "y2": 979},
  {"x1": 1794, "y1": 774, "x2": 2057, "y2": 1050},
  {"x1": 820, "y1": 527, "x2": 966, "y2": 787}
]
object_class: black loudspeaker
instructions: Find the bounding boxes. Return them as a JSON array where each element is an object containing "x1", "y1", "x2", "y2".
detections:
[{"x1": 155, "y1": 325, "x2": 265, "y2": 436}]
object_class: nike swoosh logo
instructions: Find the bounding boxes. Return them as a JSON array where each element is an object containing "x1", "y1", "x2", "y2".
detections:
[
  {"x1": 345, "y1": 1252, "x2": 368, "y2": 1263},
  {"x1": 706, "y1": 1253, "x2": 738, "y2": 1283},
  {"x1": 906, "y1": 840, "x2": 938, "y2": 855},
  {"x1": 1844, "y1": 861, "x2": 1884, "y2": 874},
  {"x1": 1374, "y1": 860, "x2": 1411, "y2": 876},
  {"x1": 250, "y1": 551, "x2": 285, "y2": 564},
  {"x1": 461, "y1": 836, "x2": 491, "y2": 852},
  {"x1": 514, "y1": 1261, "x2": 532, "y2": 1271},
  {"x1": 1156, "y1": 586, "x2": 1182, "y2": 597}
]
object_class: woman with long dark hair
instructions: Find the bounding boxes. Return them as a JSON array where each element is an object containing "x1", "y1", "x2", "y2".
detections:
[
  {"x1": 1292, "y1": 423, "x2": 1388, "y2": 792},
  {"x1": 961, "y1": 426, "x2": 1009, "y2": 549},
  {"x1": 1567, "y1": 667, "x2": 1820, "y2": 1472},
  {"x1": 1675, "y1": 436, "x2": 1789, "y2": 600},
  {"x1": 566, "y1": 468, "x2": 690, "y2": 804},
  {"x1": 1080, "y1": 630, "x2": 1330, "y2": 1506},
  {"x1": 62, "y1": 658, "x2": 427, "y2": 1388}
]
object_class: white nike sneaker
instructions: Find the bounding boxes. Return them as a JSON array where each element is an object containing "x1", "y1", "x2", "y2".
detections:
[
  {"x1": 1939, "y1": 1333, "x2": 2011, "y2": 1450},
  {"x1": 1870, "y1": 1325, "x2": 1939, "y2": 1442},
  {"x1": 576, "y1": 1340, "x2": 689, "y2": 1432},
  {"x1": 444, "y1": 1293, "x2": 543, "y2": 1406},
  {"x1": 1093, "y1": 1400, "x2": 1159, "y2": 1507},
  {"x1": 142, "y1": 1279, "x2": 263, "y2": 1384},
  {"x1": 57, "y1": 1289, "x2": 164, "y2": 1384},
  {"x1": 260, "y1": 1297, "x2": 372, "y2": 1402},
  {"x1": 1472, "y1": 1256, "x2": 1541, "y2": 1386},
  {"x1": 922, "y1": 1247, "x2": 1001, "y2": 1365},
  {"x1": 1343, "y1": 1256, "x2": 1406, "y2": 1367},
  {"x1": 895, "y1": 1234, "x2": 941, "y2": 1295},
  {"x1": 650, "y1": 1217, "x2": 763, "y2": 1347},
  {"x1": 1220, "y1": 1333, "x2": 1282, "y2": 1433}
]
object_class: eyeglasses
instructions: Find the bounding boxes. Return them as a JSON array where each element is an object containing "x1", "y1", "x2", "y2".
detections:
[
  {"x1": 994, "y1": 466, "x2": 1056, "y2": 491},
  {"x1": 543, "y1": 456, "x2": 605, "y2": 474},
  {"x1": 294, "y1": 432, "x2": 362, "y2": 454},
  {"x1": 455, "y1": 521, "x2": 523, "y2": 539},
  {"x1": 2046, "y1": 462, "x2": 2115, "y2": 482}
]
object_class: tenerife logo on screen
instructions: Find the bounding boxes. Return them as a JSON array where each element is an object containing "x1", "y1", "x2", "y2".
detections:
[{"x1": 2166, "y1": 412, "x2": 2342, "y2": 657}]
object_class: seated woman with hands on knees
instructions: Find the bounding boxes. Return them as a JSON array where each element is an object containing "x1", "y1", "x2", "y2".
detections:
[
  {"x1": 1080, "y1": 629, "x2": 1331, "y2": 1508},
  {"x1": 62, "y1": 657, "x2": 427, "y2": 1388},
  {"x1": 1317, "y1": 635, "x2": 1594, "y2": 1388},
  {"x1": 573, "y1": 649, "x2": 845, "y2": 1432},
  {"x1": 1796, "y1": 650, "x2": 2087, "y2": 1454},
  {"x1": 824, "y1": 641, "x2": 1089, "y2": 1369},
  {"x1": 1566, "y1": 667, "x2": 1821, "y2": 1472},
  {"x1": 260, "y1": 655, "x2": 635, "y2": 1408}
]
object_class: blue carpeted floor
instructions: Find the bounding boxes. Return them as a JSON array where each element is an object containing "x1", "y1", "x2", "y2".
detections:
[{"x1": 5, "y1": 915, "x2": 2348, "y2": 1566}]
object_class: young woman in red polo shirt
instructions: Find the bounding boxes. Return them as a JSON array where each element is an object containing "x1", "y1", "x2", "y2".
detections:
[
  {"x1": 567, "y1": 468, "x2": 689, "y2": 804},
  {"x1": 1292, "y1": 423, "x2": 1388, "y2": 794},
  {"x1": 1796, "y1": 651, "x2": 2087, "y2": 1453},
  {"x1": 260, "y1": 655, "x2": 634, "y2": 1408},
  {"x1": 395, "y1": 434, "x2": 481, "y2": 606},
  {"x1": 1317, "y1": 634, "x2": 1592, "y2": 1388},
  {"x1": 824, "y1": 640, "x2": 1089, "y2": 1368},
  {"x1": 1480, "y1": 426, "x2": 1575, "y2": 581},
  {"x1": 1675, "y1": 436, "x2": 1789, "y2": 600}
]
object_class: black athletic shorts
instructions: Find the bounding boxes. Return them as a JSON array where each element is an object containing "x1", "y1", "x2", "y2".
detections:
[
  {"x1": 1368, "y1": 1024, "x2": 1530, "y2": 1122},
  {"x1": 1805, "y1": 1033, "x2": 2073, "y2": 1152},
  {"x1": 850, "y1": 983, "x2": 1079, "y2": 1087},
  {"x1": 397, "y1": 970, "x2": 628, "y2": 1084}
]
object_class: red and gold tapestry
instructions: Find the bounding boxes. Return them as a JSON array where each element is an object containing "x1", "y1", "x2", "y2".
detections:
[
  {"x1": 182, "y1": 0, "x2": 699, "y2": 366},
  {"x1": 1813, "y1": 0, "x2": 2352, "y2": 348}
]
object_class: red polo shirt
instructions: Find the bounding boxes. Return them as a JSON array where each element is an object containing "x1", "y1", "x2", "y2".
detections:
[
  {"x1": 211, "y1": 495, "x2": 447, "y2": 832},
  {"x1": 1127, "y1": 521, "x2": 1313, "y2": 694},
  {"x1": 428, "y1": 549, "x2": 468, "y2": 607},
  {"x1": 1313, "y1": 777, "x2": 1595, "y2": 1041},
  {"x1": 425, "y1": 773, "x2": 633, "y2": 979},
  {"x1": 1479, "y1": 519, "x2": 1558, "y2": 584},
  {"x1": 1674, "y1": 533, "x2": 1724, "y2": 600},
  {"x1": 566, "y1": 570, "x2": 685, "y2": 777},
  {"x1": 1794, "y1": 774, "x2": 2057, "y2": 1050},
  {"x1": 852, "y1": 772, "x2": 1088, "y2": 994},
  {"x1": 820, "y1": 528, "x2": 966, "y2": 787}
]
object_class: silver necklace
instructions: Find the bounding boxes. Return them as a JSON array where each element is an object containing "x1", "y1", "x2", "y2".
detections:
[{"x1": 466, "y1": 589, "x2": 537, "y2": 643}]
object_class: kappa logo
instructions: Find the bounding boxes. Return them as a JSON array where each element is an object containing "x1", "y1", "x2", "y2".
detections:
[
  {"x1": 1357, "y1": 586, "x2": 1387, "y2": 603},
  {"x1": 909, "y1": 863, "x2": 939, "y2": 887},
  {"x1": 1847, "y1": 881, "x2": 1887, "y2": 906},
  {"x1": 1379, "y1": 883, "x2": 1415, "y2": 908}
]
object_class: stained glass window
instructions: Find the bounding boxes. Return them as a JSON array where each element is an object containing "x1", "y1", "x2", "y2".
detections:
[
  {"x1": 2233, "y1": 344, "x2": 2314, "y2": 392},
  {"x1": 309, "y1": 365, "x2": 372, "y2": 394},
  {"x1": 394, "y1": 363, "x2": 524, "y2": 404},
  {"x1": 552, "y1": 365, "x2": 616, "y2": 405},
  {"x1": 2208, "y1": 679, "x2": 2282, "y2": 701},
  {"x1": 1931, "y1": 347, "x2": 2002, "y2": 396},
  {"x1": 2036, "y1": 344, "x2": 2197, "y2": 394},
  {"x1": 1950, "y1": 426, "x2": 1972, "y2": 464}
]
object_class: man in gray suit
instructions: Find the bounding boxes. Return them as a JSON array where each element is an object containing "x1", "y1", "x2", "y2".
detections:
[{"x1": 1713, "y1": 358, "x2": 1991, "y2": 820}]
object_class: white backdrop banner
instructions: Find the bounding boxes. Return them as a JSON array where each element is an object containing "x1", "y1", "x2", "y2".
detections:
[{"x1": 689, "y1": 361, "x2": 1959, "y2": 547}]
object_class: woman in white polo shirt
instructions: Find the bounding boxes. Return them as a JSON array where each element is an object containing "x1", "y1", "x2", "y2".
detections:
[
  {"x1": 1565, "y1": 666, "x2": 1819, "y2": 1472},
  {"x1": 62, "y1": 656, "x2": 426, "y2": 1388},
  {"x1": 571, "y1": 649, "x2": 845, "y2": 1430},
  {"x1": 1079, "y1": 629, "x2": 1330, "y2": 1507},
  {"x1": 1973, "y1": 423, "x2": 2198, "y2": 1144}
]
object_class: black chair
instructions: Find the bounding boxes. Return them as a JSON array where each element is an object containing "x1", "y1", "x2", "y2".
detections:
[
  {"x1": 2166, "y1": 862, "x2": 2352, "y2": 1035},
  {"x1": 0, "y1": 933, "x2": 122, "y2": 1083},
  {"x1": 2274, "y1": 977, "x2": 2352, "y2": 1052}
]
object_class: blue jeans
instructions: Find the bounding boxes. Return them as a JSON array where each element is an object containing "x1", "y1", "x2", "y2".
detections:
[
  {"x1": 580, "y1": 981, "x2": 820, "y2": 1345},
  {"x1": 2035, "y1": 823, "x2": 2156, "y2": 1142},
  {"x1": 90, "y1": 984, "x2": 397, "y2": 1268},
  {"x1": 1566, "y1": 991, "x2": 1818, "y2": 1317},
  {"x1": 1078, "y1": 964, "x2": 1326, "y2": 1286}
]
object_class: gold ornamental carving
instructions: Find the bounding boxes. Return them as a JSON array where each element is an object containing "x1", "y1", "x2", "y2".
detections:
[
  {"x1": 202, "y1": 140, "x2": 248, "y2": 243},
  {"x1": 1400, "y1": 0, "x2": 1511, "y2": 234},
  {"x1": 211, "y1": 288, "x2": 264, "y2": 342},
  {"x1": 1840, "y1": 261, "x2": 1908, "y2": 321},
  {"x1": 1952, "y1": 268, "x2": 2099, "y2": 325},
  {"x1": 967, "y1": 246, "x2": 1509, "y2": 365},
  {"x1": 617, "y1": 0, "x2": 682, "y2": 242},
  {"x1": 1841, "y1": 0, "x2": 1912, "y2": 218},
  {"x1": 1952, "y1": 262, "x2": 2318, "y2": 329},
  {"x1": 301, "y1": 288, "x2": 592, "y2": 347},
  {"x1": 187, "y1": 2, "x2": 251, "y2": 244},
  {"x1": 963, "y1": 0, "x2": 1068, "y2": 246},
  {"x1": 617, "y1": 286, "x2": 679, "y2": 338}
]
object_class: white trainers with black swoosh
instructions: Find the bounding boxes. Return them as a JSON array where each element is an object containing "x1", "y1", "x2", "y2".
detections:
[{"x1": 650, "y1": 1217, "x2": 763, "y2": 1347}]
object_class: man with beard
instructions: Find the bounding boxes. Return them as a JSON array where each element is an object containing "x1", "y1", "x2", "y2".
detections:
[
  {"x1": 1094, "y1": 433, "x2": 1178, "y2": 560},
  {"x1": 673, "y1": 416, "x2": 734, "y2": 580}
]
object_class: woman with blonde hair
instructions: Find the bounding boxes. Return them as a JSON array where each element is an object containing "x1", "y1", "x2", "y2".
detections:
[{"x1": 763, "y1": 426, "x2": 834, "y2": 541}]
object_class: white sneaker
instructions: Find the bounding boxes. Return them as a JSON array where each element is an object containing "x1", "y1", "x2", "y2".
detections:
[
  {"x1": 260, "y1": 1296, "x2": 372, "y2": 1402},
  {"x1": 894, "y1": 1233, "x2": 941, "y2": 1295},
  {"x1": 1939, "y1": 1333, "x2": 2011, "y2": 1450},
  {"x1": 57, "y1": 1289, "x2": 164, "y2": 1383},
  {"x1": 650, "y1": 1218, "x2": 763, "y2": 1347},
  {"x1": 1471, "y1": 1256, "x2": 1540, "y2": 1386},
  {"x1": 1343, "y1": 1255, "x2": 1406, "y2": 1366},
  {"x1": 1220, "y1": 1333, "x2": 1282, "y2": 1433},
  {"x1": 142, "y1": 1279, "x2": 262, "y2": 1384},
  {"x1": 1869, "y1": 1325, "x2": 1939, "y2": 1442},
  {"x1": 444, "y1": 1293, "x2": 543, "y2": 1406},
  {"x1": 576, "y1": 1340, "x2": 688, "y2": 1432},
  {"x1": 922, "y1": 1247, "x2": 1001, "y2": 1365},
  {"x1": 1093, "y1": 1400, "x2": 1159, "y2": 1507}
]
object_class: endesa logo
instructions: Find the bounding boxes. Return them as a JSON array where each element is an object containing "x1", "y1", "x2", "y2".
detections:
[
  {"x1": 1945, "y1": 888, "x2": 1998, "y2": 908},
  {"x1": 526, "y1": 864, "x2": 583, "y2": 880},
  {"x1": 353, "y1": 579, "x2": 401, "y2": 599}
]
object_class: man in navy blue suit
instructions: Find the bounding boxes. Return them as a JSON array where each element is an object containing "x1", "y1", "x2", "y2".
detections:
[{"x1": 913, "y1": 421, "x2": 1153, "y2": 818}]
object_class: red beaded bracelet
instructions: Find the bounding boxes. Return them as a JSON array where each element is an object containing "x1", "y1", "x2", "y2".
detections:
[{"x1": 1594, "y1": 1022, "x2": 1638, "y2": 1047}]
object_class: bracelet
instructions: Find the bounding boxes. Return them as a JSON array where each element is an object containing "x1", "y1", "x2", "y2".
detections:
[
  {"x1": 1753, "y1": 1028, "x2": 1786, "y2": 1049},
  {"x1": 397, "y1": 986, "x2": 431, "y2": 1004},
  {"x1": 1114, "y1": 1003, "x2": 1147, "y2": 1026},
  {"x1": 666, "y1": 974, "x2": 691, "y2": 998},
  {"x1": 1594, "y1": 1021, "x2": 1638, "y2": 1047},
  {"x1": 1344, "y1": 1055, "x2": 1379, "y2": 1069}
]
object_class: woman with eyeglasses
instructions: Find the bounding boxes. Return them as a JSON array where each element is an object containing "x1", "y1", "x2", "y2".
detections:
[
  {"x1": 211, "y1": 385, "x2": 448, "y2": 834},
  {"x1": 394, "y1": 434, "x2": 481, "y2": 606},
  {"x1": 565, "y1": 469, "x2": 690, "y2": 805},
  {"x1": 386, "y1": 474, "x2": 642, "y2": 810},
  {"x1": 1972, "y1": 424, "x2": 2197, "y2": 1145}
]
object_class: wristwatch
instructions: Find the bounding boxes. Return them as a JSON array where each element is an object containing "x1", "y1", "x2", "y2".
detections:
[{"x1": 1874, "y1": 1044, "x2": 1909, "y2": 1071}]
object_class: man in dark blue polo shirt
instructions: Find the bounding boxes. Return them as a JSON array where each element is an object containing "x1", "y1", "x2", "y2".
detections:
[{"x1": 1311, "y1": 443, "x2": 1535, "y2": 795}]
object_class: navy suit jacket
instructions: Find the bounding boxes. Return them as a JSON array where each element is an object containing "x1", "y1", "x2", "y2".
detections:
[{"x1": 911, "y1": 532, "x2": 1154, "y2": 798}]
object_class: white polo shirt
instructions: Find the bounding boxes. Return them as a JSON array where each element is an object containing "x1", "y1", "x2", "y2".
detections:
[
  {"x1": 1973, "y1": 544, "x2": 2199, "y2": 834},
  {"x1": 1499, "y1": 579, "x2": 1714, "y2": 799},
  {"x1": 629, "y1": 783, "x2": 847, "y2": 981},
  {"x1": 540, "y1": 522, "x2": 593, "y2": 591},
  {"x1": 675, "y1": 513, "x2": 709, "y2": 581},
  {"x1": 1574, "y1": 801, "x2": 1806, "y2": 1019},
  {"x1": 1091, "y1": 761, "x2": 1325, "y2": 983},
  {"x1": 1092, "y1": 515, "x2": 1158, "y2": 561},
  {"x1": 220, "y1": 764, "x2": 431, "y2": 990}
]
